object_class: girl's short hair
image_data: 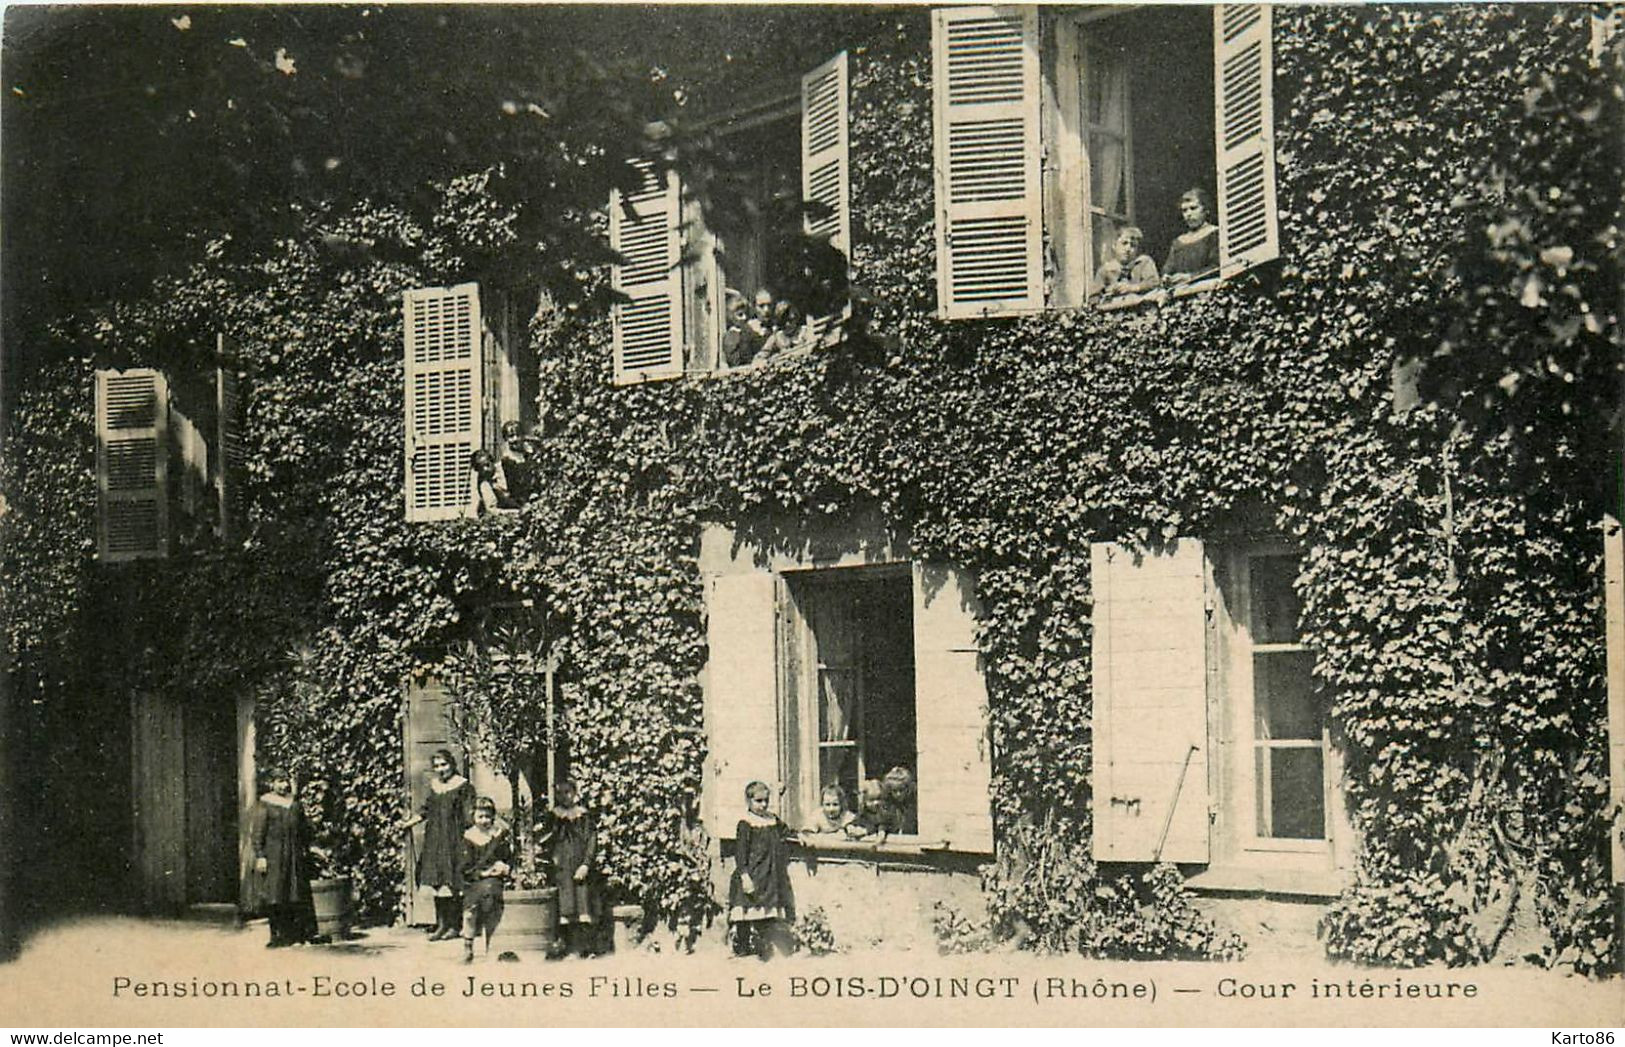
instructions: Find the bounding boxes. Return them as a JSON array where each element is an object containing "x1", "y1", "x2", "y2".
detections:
[
  {"x1": 430, "y1": 749, "x2": 459, "y2": 774},
  {"x1": 1180, "y1": 187, "x2": 1215, "y2": 215},
  {"x1": 820, "y1": 783, "x2": 848, "y2": 808},
  {"x1": 858, "y1": 778, "x2": 885, "y2": 804},
  {"x1": 474, "y1": 796, "x2": 498, "y2": 816},
  {"x1": 1118, "y1": 225, "x2": 1144, "y2": 243},
  {"x1": 744, "y1": 780, "x2": 770, "y2": 800}
]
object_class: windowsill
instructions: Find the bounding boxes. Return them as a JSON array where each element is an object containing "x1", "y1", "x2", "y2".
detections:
[
  {"x1": 789, "y1": 835, "x2": 954, "y2": 857},
  {"x1": 1184, "y1": 864, "x2": 1348, "y2": 900},
  {"x1": 1092, "y1": 275, "x2": 1223, "y2": 313}
]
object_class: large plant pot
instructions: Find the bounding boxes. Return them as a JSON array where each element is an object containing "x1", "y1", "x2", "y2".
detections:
[
  {"x1": 310, "y1": 877, "x2": 352, "y2": 940},
  {"x1": 501, "y1": 887, "x2": 559, "y2": 954}
]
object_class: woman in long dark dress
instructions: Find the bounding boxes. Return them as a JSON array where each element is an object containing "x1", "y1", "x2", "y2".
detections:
[
  {"x1": 537, "y1": 782, "x2": 597, "y2": 957},
  {"x1": 727, "y1": 780, "x2": 794, "y2": 959},
  {"x1": 248, "y1": 767, "x2": 315, "y2": 948},
  {"x1": 398, "y1": 749, "x2": 476, "y2": 940}
]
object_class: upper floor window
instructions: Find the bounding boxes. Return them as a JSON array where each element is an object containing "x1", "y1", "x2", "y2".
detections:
[
  {"x1": 930, "y1": 4, "x2": 1279, "y2": 319},
  {"x1": 609, "y1": 53, "x2": 851, "y2": 385}
]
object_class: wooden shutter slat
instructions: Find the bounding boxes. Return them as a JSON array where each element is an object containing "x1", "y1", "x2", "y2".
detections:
[
  {"x1": 404, "y1": 284, "x2": 482, "y2": 522},
  {"x1": 611, "y1": 163, "x2": 683, "y2": 384},
  {"x1": 933, "y1": 6, "x2": 1044, "y2": 318},
  {"x1": 912, "y1": 563, "x2": 993, "y2": 853},
  {"x1": 1091, "y1": 540, "x2": 1212, "y2": 864},
  {"x1": 1214, "y1": 4, "x2": 1279, "y2": 277},
  {"x1": 96, "y1": 368, "x2": 169, "y2": 561}
]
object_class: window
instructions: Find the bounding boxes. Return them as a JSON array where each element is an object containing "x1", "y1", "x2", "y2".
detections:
[
  {"x1": 931, "y1": 4, "x2": 1278, "y2": 318},
  {"x1": 610, "y1": 53, "x2": 851, "y2": 383},
  {"x1": 782, "y1": 567, "x2": 918, "y2": 833},
  {"x1": 1090, "y1": 538, "x2": 1345, "y2": 885},
  {"x1": 403, "y1": 282, "x2": 533, "y2": 522},
  {"x1": 701, "y1": 528, "x2": 992, "y2": 853}
]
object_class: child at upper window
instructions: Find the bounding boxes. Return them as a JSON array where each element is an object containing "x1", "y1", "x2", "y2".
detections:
[
  {"x1": 804, "y1": 783, "x2": 857, "y2": 835},
  {"x1": 763, "y1": 300, "x2": 808, "y2": 358},
  {"x1": 844, "y1": 777, "x2": 898, "y2": 841},
  {"x1": 1162, "y1": 187, "x2": 1220, "y2": 285},
  {"x1": 498, "y1": 422, "x2": 539, "y2": 506},
  {"x1": 728, "y1": 780, "x2": 794, "y2": 960},
  {"x1": 722, "y1": 289, "x2": 765, "y2": 368},
  {"x1": 458, "y1": 796, "x2": 512, "y2": 964},
  {"x1": 470, "y1": 450, "x2": 515, "y2": 516},
  {"x1": 880, "y1": 765, "x2": 917, "y2": 835},
  {"x1": 1095, "y1": 225, "x2": 1160, "y2": 296}
]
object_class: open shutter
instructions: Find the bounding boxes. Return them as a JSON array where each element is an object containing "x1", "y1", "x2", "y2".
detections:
[
  {"x1": 611, "y1": 164, "x2": 683, "y2": 384},
  {"x1": 931, "y1": 6, "x2": 1044, "y2": 319},
  {"x1": 1214, "y1": 4, "x2": 1279, "y2": 277},
  {"x1": 702, "y1": 572, "x2": 781, "y2": 838},
  {"x1": 404, "y1": 283, "x2": 482, "y2": 522},
  {"x1": 214, "y1": 359, "x2": 244, "y2": 543},
  {"x1": 913, "y1": 563, "x2": 993, "y2": 852},
  {"x1": 802, "y1": 51, "x2": 851, "y2": 259},
  {"x1": 1091, "y1": 540, "x2": 1211, "y2": 863},
  {"x1": 1595, "y1": 7, "x2": 1622, "y2": 63},
  {"x1": 96, "y1": 368, "x2": 169, "y2": 561}
]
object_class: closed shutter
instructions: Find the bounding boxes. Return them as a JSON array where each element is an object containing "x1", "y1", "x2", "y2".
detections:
[
  {"x1": 96, "y1": 368, "x2": 169, "y2": 561},
  {"x1": 931, "y1": 6, "x2": 1044, "y2": 319},
  {"x1": 1090, "y1": 540, "x2": 1212, "y2": 863},
  {"x1": 702, "y1": 572, "x2": 781, "y2": 838},
  {"x1": 402, "y1": 676, "x2": 464, "y2": 925},
  {"x1": 215, "y1": 363, "x2": 245, "y2": 543},
  {"x1": 1214, "y1": 4, "x2": 1279, "y2": 277},
  {"x1": 611, "y1": 164, "x2": 684, "y2": 384},
  {"x1": 912, "y1": 563, "x2": 993, "y2": 852},
  {"x1": 404, "y1": 283, "x2": 482, "y2": 522}
]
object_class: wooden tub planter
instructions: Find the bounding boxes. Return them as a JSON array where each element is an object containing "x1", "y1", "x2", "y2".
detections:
[
  {"x1": 309, "y1": 877, "x2": 352, "y2": 941},
  {"x1": 500, "y1": 887, "x2": 559, "y2": 955}
]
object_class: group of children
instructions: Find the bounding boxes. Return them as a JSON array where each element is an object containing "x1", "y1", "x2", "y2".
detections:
[
  {"x1": 722, "y1": 288, "x2": 813, "y2": 368},
  {"x1": 1093, "y1": 187, "x2": 1221, "y2": 298},
  {"x1": 471, "y1": 421, "x2": 543, "y2": 517},
  {"x1": 727, "y1": 767, "x2": 916, "y2": 959}
]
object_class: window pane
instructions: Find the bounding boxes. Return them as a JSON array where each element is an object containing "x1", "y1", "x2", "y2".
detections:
[
  {"x1": 819, "y1": 668, "x2": 857, "y2": 743},
  {"x1": 1085, "y1": 48, "x2": 1129, "y2": 132},
  {"x1": 1256, "y1": 747, "x2": 1325, "y2": 840},
  {"x1": 820, "y1": 747, "x2": 858, "y2": 807},
  {"x1": 1250, "y1": 554, "x2": 1303, "y2": 643},
  {"x1": 1253, "y1": 651, "x2": 1319, "y2": 740},
  {"x1": 1089, "y1": 132, "x2": 1130, "y2": 220}
]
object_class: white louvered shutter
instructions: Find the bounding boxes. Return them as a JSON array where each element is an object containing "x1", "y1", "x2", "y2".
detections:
[
  {"x1": 931, "y1": 6, "x2": 1044, "y2": 319},
  {"x1": 912, "y1": 563, "x2": 994, "y2": 852},
  {"x1": 215, "y1": 362, "x2": 245, "y2": 543},
  {"x1": 1090, "y1": 540, "x2": 1212, "y2": 863},
  {"x1": 802, "y1": 51, "x2": 851, "y2": 258},
  {"x1": 1214, "y1": 4, "x2": 1279, "y2": 278},
  {"x1": 96, "y1": 368, "x2": 170, "y2": 561},
  {"x1": 611, "y1": 164, "x2": 683, "y2": 384},
  {"x1": 404, "y1": 284, "x2": 482, "y2": 522}
]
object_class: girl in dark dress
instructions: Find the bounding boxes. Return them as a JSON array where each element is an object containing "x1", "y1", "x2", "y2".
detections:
[
  {"x1": 1162, "y1": 187, "x2": 1220, "y2": 285},
  {"x1": 248, "y1": 767, "x2": 316, "y2": 948},
  {"x1": 398, "y1": 749, "x2": 477, "y2": 940},
  {"x1": 727, "y1": 780, "x2": 795, "y2": 960},
  {"x1": 536, "y1": 782, "x2": 597, "y2": 958},
  {"x1": 458, "y1": 796, "x2": 513, "y2": 964}
]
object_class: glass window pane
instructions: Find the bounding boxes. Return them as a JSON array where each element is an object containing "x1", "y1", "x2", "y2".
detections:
[
  {"x1": 1256, "y1": 747, "x2": 1325, "y2": 840},
  {"x1": 1250, "y1": 555, "x2": 1303, "y2": 643},
  {"x1": 1088, "y1": 132, "x2": 1129, "y2": 220},
  {"x1": 1085, "y1": 48, "x2": 1129, "y2": 132},
  {"x1": 1253, "y1": 651, "x2": 1319, "y2": 740},
  {"x1": 818, "y1": 668, "x2": 856, "y2": 743}
]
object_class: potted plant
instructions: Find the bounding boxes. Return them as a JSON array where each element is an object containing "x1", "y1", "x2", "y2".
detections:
[{"x1": 443, "y1": 606, "x2": 560, "y2": 955}]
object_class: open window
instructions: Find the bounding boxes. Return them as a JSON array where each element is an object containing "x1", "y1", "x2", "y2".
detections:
[
  {"x1": 931, "y1": 5, "x2": 1278, "y2": 318},
  {"x1": 702, "y1": 548, "x2": 992, "y2": 853},
  {"x1": 1090, "y1": 539, "x2": 1347, "y2": 890},
  {"x1": 403, "y1": 282, "x2": 533, "y2": 521},
  {"x1": 609, "y1": 53, "x2": 851, "y2": 383}
]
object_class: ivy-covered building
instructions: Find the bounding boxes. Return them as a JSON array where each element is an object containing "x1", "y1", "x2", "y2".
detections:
[{"x1": 5, "y1": 4, "x2": 1620, "y2": 970}]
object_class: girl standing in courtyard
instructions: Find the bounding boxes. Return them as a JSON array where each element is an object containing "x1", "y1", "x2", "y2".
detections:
[
  {"x1": 728, "y1": 780, "x2": 794, "y2": 960},
  {"x1": 398, "y1": 749, "x2": 477, "y2": 940},
  {"x1": 536, "y1": 781, "x2": 599, "y2": 958},
  {"x1": 248, "y1": 767, "x2": 316, "y2": 948}
]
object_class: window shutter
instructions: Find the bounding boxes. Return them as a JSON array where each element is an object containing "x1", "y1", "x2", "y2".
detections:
[
  {"x1": 404, "y1": 283, "x2": 482, "y2": 522},
  {"x1": 611, "y1": 164, "x2": 684, "y2": 384},
  {"x1": 703, "y1": 572, "x2": 781, "y2": 839},
  {"x1": 1594, "y1": 7, "x2": 1622, "y2": 63},
  {"x1": 912, "y1": 563, "x2": 993, "y2": 852},
  {"x1": 802, "y1": 51, "x2": 851, "y2": 257},
  {"x1": 1090, "y1": 540, "x2": 1211, "y2": 863},
  {"x1": 931, "y1": 6, "x2": 1044, "y2": 319},
  {"x1": 95, "y1": 368, "x2": 169, "y2": 561},
  {"x1": 214, "y1": 362, "x2": 244, "y2": 543},
  {"x1": 1213, "y1": 4, "x2": 1279, "y2": 277}
]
